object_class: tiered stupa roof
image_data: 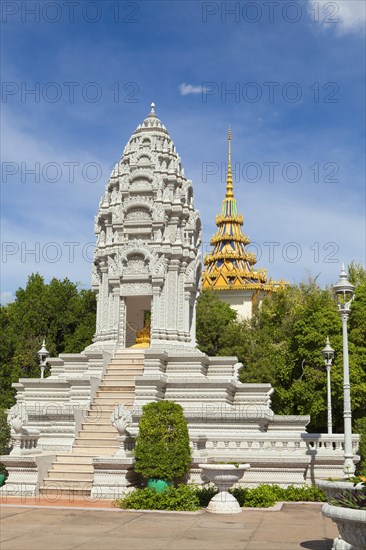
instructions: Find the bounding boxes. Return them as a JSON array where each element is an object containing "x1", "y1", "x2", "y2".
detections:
[{"x1": 202, "y1": 129, "x2": 286, "y2": 292}]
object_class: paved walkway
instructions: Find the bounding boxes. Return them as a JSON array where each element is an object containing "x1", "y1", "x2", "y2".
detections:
[{"x1": 0, "y1": 503, "x2": 338, "y2": 550}]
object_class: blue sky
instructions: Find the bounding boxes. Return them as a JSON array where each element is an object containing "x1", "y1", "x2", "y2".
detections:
[{"x1": 1, "y1": 0, "x2": 365, "y2": 303}]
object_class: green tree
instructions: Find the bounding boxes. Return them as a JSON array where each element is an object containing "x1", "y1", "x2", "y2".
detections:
[
  {"x1": 197, "y1": 267, "x2": 366, "y2": 434},
  {"x1": 196, "y1": 290, "x2": 241, "y2": 356},
  {"x1": 134, "y1": 401, "x2": 191, "y2": 481},
  {"x1": 0, "y1": 274, "x2": 96, "y2": 409}
]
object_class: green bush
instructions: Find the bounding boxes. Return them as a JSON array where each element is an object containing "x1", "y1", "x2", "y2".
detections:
[
  {"x1": 114, "y1": 485, "x2": 200, "y2": 511},
  {"x1": 355, "y1": 417, "x2": 366, "y2": 476},
  {"x1": 195, "y1": 485, "x2": 218, "y2": 506},
  {"x1": 114, "y1": 483, "x2": 327, "y2": 511},
  {"x1": 0, "y1": 409, "x2": 11, "y2": 476},
  {"x1": 231, "y1": 484, "x2": 326, "y2": 507},
  {"x1": 134, "y1": 401, "x2": 191, "y2": 481},
  {"x1": 270, "y1": 485, "x2": 326, "y2": 502},
  {"x1": 231, "y1": 485, "x2": 277, "y2": 508}
]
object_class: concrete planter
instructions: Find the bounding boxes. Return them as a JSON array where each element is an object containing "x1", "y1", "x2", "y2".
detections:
[
  {"x1": 316, "y1": 480, "x2": 364, "y2": 502},
  {"x1": 199, "y1": 463, "x2": 250, "y2": 514},
  {"x1": 321, "y1": 503, "x2": 366, "y2": 550}
]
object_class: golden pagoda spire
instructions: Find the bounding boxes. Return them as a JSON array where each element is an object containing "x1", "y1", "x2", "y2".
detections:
[
  {"x1": 202, "y1": 127, "x2": 287, "y2": 294},
  {"x1": 226, "y1": 126, "x2": 234, "y2": 199}
]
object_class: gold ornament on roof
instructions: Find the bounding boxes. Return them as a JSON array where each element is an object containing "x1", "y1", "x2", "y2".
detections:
[{"x1": 202, "y1": 128, "x2": 286, "y2": 293}]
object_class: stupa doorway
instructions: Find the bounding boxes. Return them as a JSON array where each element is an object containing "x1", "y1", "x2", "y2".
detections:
[{"x1": 125, "y1": 295, "x2": 152, "y2": 348}]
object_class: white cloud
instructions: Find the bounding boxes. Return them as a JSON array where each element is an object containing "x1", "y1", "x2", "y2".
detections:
[
  {"x1": 308, "y1": 0, "x2": 366, "y2": 34},
  {"x1": 1, "y1": 291, "x2": 14, "y2": 305},
  {"x1": 179, "y1": 83, "x2": 204, "y2": 96}
]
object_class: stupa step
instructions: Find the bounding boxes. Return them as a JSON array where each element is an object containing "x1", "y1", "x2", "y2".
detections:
[
  {"x1": 99, "y1": 380, "x2": 135, "y2": 391},
  {"x1": 52, "y1": 463, "x2": 93, "y2": 472},
  {"x1": 55, "y1": 455, "x2": 93, "y2": 465},
  {"x1": 104, "y1": 367, "x2": 143, "y2": 374},
  {"x1": 88, "y1": 409, "x2": 127, "y2": 417},
  {"x1": 74, "y1": 437, "x2": 118, "y2": 447},
  {"x1": 68, "y1": 446, "x2": 117, "y2": 455},
  {"x1": 76, "y1": 431, "x2": 117, "y2": 440},
  {"x1": 82, "y1": 416, "x2": 113, "y2": 424},
  {"x1": 80, "y1": 423, "x2": 115, "y2": 432},
  {"x1": 91, "y1": 397, "x2": 134, "y2": 406},
  {"x1": 95, "y1": 390, "x2": 134, "y2": 398},
  {"x1": 105, "y1": 372, "x2": 143, "y2": 378},
  {"x1": 108, "y1": 359, "x2": 144, "y2": 366},
  {"x1": 112, "y1": 356, "x2": 145, "y2": 361},
  {"x1": 84, "y1": 409, "x2": 115, "y2": 416},
  {"x1": 46, "y1": 471, "x2": 94, "y2": 482},
  {"x1": 100, "y1": 382, "x2": 136, "y2": 389},
  {"x1": 92, "y1": 393, "x2": 135, "y2": 400}
]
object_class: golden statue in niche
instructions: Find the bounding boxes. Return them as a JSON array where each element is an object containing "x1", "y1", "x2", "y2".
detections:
[{"x1": 130, "y1": 311, "x2": 151, "y2": 348}]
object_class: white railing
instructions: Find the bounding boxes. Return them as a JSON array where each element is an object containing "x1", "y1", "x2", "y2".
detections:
[
  {"x1": 190, "y1": 433, "x2": 360, "y2": 456},
  {"x1": 10, "y1": 430, "x2": 40, "y2": 456}
]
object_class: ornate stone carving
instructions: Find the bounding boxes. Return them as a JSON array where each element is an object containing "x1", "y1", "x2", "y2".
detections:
[
  {"x1": 108, "y1": 256, "x2": 119, "y2": 276},
  {"x1": 8, "y1": 405, "x2": 28, "y2": 433},
  {"x1": 125, "y1": 254, "x2": 148, "y2": 274},
  {"x1": 125, "y1": 208, "x2": 151, "y2": 222},
  {"x1": 152, "y1": 203, "x2": 165, "y2": 221},
  {"x1": 111, "y1": 405, "x2": 132, "y2": 435},
  {"x1": 122, "y1": 282, "x2": 152, "y2": 295},
  {"x1": 111, "y1": 205, "x2": 124, "y2": 224},
  {"x1": 152, "y1": 255, "x2": 167, "y2": 277}
]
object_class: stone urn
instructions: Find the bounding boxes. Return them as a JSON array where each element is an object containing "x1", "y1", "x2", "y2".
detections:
[
  {"x1": 199, "y1": 463, "x2": 250, "y2": 514},
  {"x1": 316, "y1": 480, "x2": 364, "y2": 502},
  {"x1": 321, "y1": 503, "x2": 366, "y2": 550}
]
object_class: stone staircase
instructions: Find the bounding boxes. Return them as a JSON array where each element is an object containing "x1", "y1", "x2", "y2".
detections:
[{"x1": 39, "y1": 350, "x2": 145, "y2": 498}]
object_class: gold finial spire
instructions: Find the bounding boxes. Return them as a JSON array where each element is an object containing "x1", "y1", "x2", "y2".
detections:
[{"x1": 226, "y1": 126, "x2": 234, "y2": 199}]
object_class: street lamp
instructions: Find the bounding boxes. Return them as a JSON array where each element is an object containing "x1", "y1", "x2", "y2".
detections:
[
  {"x1": 332, "y1": 264, "x2": 355, "y2": 478},
  {"x1": 37, "y1": 339, "x2": 49, "y2": 379},
  {"x1": 321, "y1": 337, "x2": 334, "y2": 435}
]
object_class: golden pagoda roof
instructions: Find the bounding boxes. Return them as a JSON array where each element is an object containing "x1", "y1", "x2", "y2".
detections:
[{"x1": 202, "y1": 129, "x2": 286, "y2": 293}]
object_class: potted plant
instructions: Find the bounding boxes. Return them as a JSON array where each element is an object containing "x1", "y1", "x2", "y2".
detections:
[
  {"x1": 316, "y1": 475, "x2": 365, "y2": 502},
  {"x1": 134, "y1": 401, "x2": 191, "y2": 493},
  {"x1": 199, "y1": 461, "x2": 250, "y2": 514},
  {"x1": 321, "y1": 479, "x2": 366, "y2": 550}
]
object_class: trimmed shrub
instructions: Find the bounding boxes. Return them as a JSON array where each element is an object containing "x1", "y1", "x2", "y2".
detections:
[
  {"x1": 270, "y1": 484, "x2": 326, "y2": 502},
  {"x1": 195, "y1": 485, "x2": 219, "y2": 507},
  {"x1": 134, "y1": 401, "x2": 191, "y2": 481},
  {"x1": 231, "y1": 485, "x2": 277, "y2": 508},
  {"x1": 114, "y1": 485, "x2": 200, "y2": 511},
  {"x1": 114, "y1": 483, "x2": 327, "y2": 511}
]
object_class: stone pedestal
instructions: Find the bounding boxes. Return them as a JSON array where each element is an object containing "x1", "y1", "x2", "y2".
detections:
[
  {"x1": 0, "y1": 455, "x2": 55, "y2": 498},
  {"x1": 91, "y1": 457, "x2": 140, "y2": 500}
]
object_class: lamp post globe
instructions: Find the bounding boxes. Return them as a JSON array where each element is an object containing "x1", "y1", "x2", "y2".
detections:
[
  {"x1": 321, "y1": 337, "x2": 334, "y2": 435},
  {"x1": 37, "y1": 339, "x2": 49, "y2": 379},
  {"x1": 332, "y1": 264, "x2": 355, "y2": 478}
]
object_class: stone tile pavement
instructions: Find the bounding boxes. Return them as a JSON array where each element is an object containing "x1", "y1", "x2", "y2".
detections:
[{"x1": 0, "y1": 503, "x2": 338, "y2": 550}]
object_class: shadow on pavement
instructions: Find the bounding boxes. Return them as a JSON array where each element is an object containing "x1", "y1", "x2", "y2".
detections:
[{"x1": 300, "y1": 540, "x2": 333, "y2": 550}]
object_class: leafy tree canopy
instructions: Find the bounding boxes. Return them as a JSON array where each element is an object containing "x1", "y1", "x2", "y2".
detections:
[
  {"x1": 0, "y1": 273, "x2": 96, "y2": 409},
  {"x1": 196, "y1": 264, "x2": 366, "y2": 434}
]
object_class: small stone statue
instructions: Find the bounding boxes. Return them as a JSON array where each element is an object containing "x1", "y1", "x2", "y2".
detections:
[
  {"x1": 110, "y1": 404, "x2": 132, "y2": 435},
  {"x1": 8, "y1": 404, "x2": 28, "y2": 434}
]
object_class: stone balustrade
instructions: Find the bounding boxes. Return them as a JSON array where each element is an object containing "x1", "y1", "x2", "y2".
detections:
[
  {"x1": 10, "y1": 430, "x2": 40, "y2": 456},
  {"x1": 198, "y1": 433, "x2": 360, "y2": 456},
  {"x1": 302, "y1": 433, "x2": 359, "y2": 454}
]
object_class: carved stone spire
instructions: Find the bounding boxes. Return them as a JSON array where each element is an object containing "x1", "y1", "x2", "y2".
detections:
[{"x1": 91, "y1": 104, "x2": 202, "y2": 350}]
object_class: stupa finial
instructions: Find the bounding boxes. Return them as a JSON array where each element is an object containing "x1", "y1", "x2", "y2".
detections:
[
  {"x1": 226, "y1": 126, "x2": 234, "y2": 199},
  {"x1": 150, "y1": 101, "x2": 155, "y2": 114}
]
